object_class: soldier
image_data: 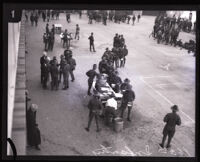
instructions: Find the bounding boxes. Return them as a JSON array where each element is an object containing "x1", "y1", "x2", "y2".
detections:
[
  {"x1": 40, "y1": 51, "x2": 47, "y2": 84},
  {"x1": 48, "y1": 31, "x2": 55, "y2": 51},
  {"x1": 113, "y1": 33, "x2": 119, "y2": 48},
  {"x1": 45, "y1": 23, "x2": 50, "y2": 34},
  {"x1": 104, "y1": 94, "x2": 118, "y2": 126},
  {"x1": 74, "y1": 24, "x2": 80, "y2": 40},
  {"x1": 56, "y1": 11, "x2": 60, "y2": 20},
  {"x1": 159, "y1": 105, "x2": 181, "y2": 149},
  {"x1": 120, "y1": 85, "x2": 135, "y2": 122},
  {"x1": 88, "y1": 32, "x2": 96, "y2": 52},
  {"x1": 62, "y1": 60, "x2": 70, "y2": 90},
  {"x1": 68, "y1": 55, "x2": 76, "y2": 82},
  {"x1": 59, "y1": 55, "x2": 65, "y2": 83},
  {"x1": 120, "y1": 78, "x2": 131, "y2": 92},
  {"x1": 86, "y1": 64, "x2": 98, "y2": 96},
  {"x1": 34, "y1": 13, "x2": 38, "y2": 26},
  {"x1": 85, "y1": 93, "x2": 102, "y2": 132},
  {"x1": 119, "y1": 35, "x2": 125, "y2": 48},
  {"x1": 47, "y1": 10, "x2": 50, "y2": 22},
  {"x1": 42, "y1": 11, "x2": 46, "y2": 22},
  {"x1": 112, "y1": 47, "x2": 119, "y2": 68},
  {"x1": 98, "y1": 57, "x2": 108, "y2": 74},
  {"x1": 66, "y1": 12, "x2": 70, "y2": 23},
  {"x1": 118, "y1": 48, "x2": 124, "y2": 68},
  {"x1": 102, "y1": 48, "x2": 110, "y2": 60},
  {"x1": 121, "y1": 45, "x2": 128, "y2": 67},
  {"x1": 107, "y1": 71, "x2": 122, "y2": 93},
  {"x1": 132, "y1": 14, "x2": 136, "y2": 25},
  {"x1": 43, "y1": 33, "x2": 49, "y2": 51},
  {"x1": 30, "y1": 12, "x2": 34, "y2": 26},
  {"x1": 63, "y1": 29, "x2": 69, "y2": 48},
  {"x1": 50, "y1": 57, "x2": 59, "y2": 90},
  {"x1": 64, "y1": 49, "x2": 72, "y2": 63},
  {"x1": 51, "y1": 24, "x2": 55, "y2": 36},
  {"x1": 42, "y1": 59, "x2": 50, "y2": 89}
]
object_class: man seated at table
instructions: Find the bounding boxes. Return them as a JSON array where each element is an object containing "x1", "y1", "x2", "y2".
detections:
[
  {"x1": 95, "y1": 73, "x2": 109, "y2": 93},
  {"x1": 104, "y1": 93, "x2": 118, "y2": 126},
  {"x1": 107, "y1": 71, "x2": 122, "y2": 93}
]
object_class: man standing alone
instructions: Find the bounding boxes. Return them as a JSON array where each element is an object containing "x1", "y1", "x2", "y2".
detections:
[
  {"x1": 159, "y1": 105, "x2": 181, "y2": 149},
  {"x1": 88, "y1": 32, "x2": 96, "y2": 52}
]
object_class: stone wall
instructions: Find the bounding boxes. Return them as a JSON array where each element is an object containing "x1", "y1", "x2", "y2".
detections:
[{"x1": 10, "y1": 10, "x2": 26, "y2": 155}]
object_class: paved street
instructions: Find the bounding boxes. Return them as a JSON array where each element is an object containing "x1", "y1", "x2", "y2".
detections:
[{"x1": 25, "y1": 12, "x2": 195, "y2": 156}]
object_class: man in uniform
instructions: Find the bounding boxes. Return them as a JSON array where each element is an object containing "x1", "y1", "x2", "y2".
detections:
[
  {"x1": 40, "y1": 51, "x2": 47, "y2": 84},
  {"x1": 127, "y1": 15, "x2": 131, "y2": 24},
  {"x1": 45, "y1": 23, "x2": 50, "y2": 34},
  {"x1": 104, "y1": 94, "x2": 118, "y2": 126},
  {"x1": 85, "y1": 93, "x2": 103, "y2": 132},
  {"x1": 98, "y1": 57, "x2": 108, "y2": 74},
  {"x1": 48, "y1": 31, "x2": 55, "y2": 51},
  {"x1": 120, "y1": 85, "x2": 135, "y2": 122},
  {"x1": 74, "y1": 24, "x2": 80, "y2": 40},
  {"x1": 59, "y1": 55, "x2": 65, "y2": 83},
  {"x1": 62, "y1": 60, "x2": 70, "y2": 90},
  {"x1": 43, "y1": 33, "x2": 49, "y2": 51},
  {"x1": 120, "y1": 78, "x2": 131, "y2": 92},
  {"x1": 88, "y1": 32, "x2": 96, "y2": 52},
  {"x1": 86, "y1": 64, "x2": 98, "y2": 96},
  {"x1": 121, "y1": 45, "x2": 128, "y2": 67},
  {"x1": 68, "y1": 55, "x2": 76, "y2": 82},
  {"x1": 159, "y1": 105, "x2": 181, "y2": 149},
  {"x1": 50, "y1": 56, "x2": 59, "y2": 90},
  {"x1": 132, "y1": 14, "x2": 136, "y2": 25}
]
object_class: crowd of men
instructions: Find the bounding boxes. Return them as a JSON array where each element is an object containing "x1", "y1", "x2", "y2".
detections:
[
  {"x1": 151, "y1": 14, "x2": 196, "y2": 56},
  {"x1": 40, "y1": 49, "x2": 76, "y2": 90},
  {"x1": 87, "y1": 10, "x2": 141, "y2": 26}
]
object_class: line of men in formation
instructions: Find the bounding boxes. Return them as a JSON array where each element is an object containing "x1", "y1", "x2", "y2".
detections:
[
  {"x1": 40, "y1": 50, "x2": 76, "y2": 90},
  {"x1": 87, "y1": 10, "x2": 141, "y2": 26}
]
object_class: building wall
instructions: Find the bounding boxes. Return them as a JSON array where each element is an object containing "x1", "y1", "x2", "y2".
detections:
[{"x1": 7, "y1": 22, "x2": 21, "y2": 155}]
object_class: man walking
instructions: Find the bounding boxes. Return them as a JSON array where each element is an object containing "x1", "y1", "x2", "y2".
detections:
[
  {"x1": 86, "y1": 64, "x2": 98, "y2": 96},
  {"x1": 159, "y1": 105, "x2": 181, "y2": 149},
  {"x1": 88, "y1": 32, "x2": 96, "y2": 52},
  {"x1": 85, "y1": 93, "x2": 102, "y2": 132}
]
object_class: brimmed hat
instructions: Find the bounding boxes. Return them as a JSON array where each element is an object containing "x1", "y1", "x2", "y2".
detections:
[
  {"x1": 171, "y1": 105, "x2": 179, "y2": 111},
  {"x1": 30, "y1": 104, "x2": 38, "y2": 112}
]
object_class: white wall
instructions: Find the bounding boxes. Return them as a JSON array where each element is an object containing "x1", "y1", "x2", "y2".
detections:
[{"x1": 7, "y1": 22, "x2": 21, "y2": 155}]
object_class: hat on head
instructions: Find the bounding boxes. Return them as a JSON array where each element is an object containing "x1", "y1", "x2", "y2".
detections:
[
  {"x1": 124, "y1": 78, "x2": 130, "y2": 83},
  {"x1": 171, "y1": 105, "x2": 179, "y2": 111},
  {"x1": 30, "y1": 104, "x2": 38, "y2": 112}
]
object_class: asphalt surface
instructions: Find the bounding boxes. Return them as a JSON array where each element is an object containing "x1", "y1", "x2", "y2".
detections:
[{"x1": 25, "y1": 13, "x2": 195, "y2": 156}]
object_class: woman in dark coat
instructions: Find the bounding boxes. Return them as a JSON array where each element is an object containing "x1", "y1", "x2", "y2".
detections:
[{"x1": 27, "y1": 104, "x2": 41, "y2": 150}]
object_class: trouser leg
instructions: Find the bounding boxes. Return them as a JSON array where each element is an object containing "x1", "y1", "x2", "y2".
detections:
[
  {"x1": 87, "y1": 112, "x2": 94, "y2": 129},
  {"x1": 69, "y1": 70, "x2": 75, "y2": 81},
  {"x1": 161, "y1": 134, "x2": 167, "y2": 146},
  {"x1": 127, "y1": 106, "x2": 132, "y2": 120},
  {"x1": 88, "y1": 81, "x2": 92, "y2": 95},
  {"x1": 95, "y1": 114, "x2": 100, "y2": 130}
]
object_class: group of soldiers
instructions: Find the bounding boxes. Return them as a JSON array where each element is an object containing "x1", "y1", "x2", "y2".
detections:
[
  {"x1": 151, "y1": 14, "x2": 181, "y2": 46},
  {"x1": 98, "y1": 33, "x2": 128, "y2": 73},
  {"x1": 87, "y1": 10, "x2": 141, "y2": 26},
  {"x1": 40, "y1": 49, "x2": 76, "y2": 90}
]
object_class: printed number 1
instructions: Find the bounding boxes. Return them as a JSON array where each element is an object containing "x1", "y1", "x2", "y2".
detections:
[{"x1": 11, "y1": 10, "x2": 15, "y2": 18}]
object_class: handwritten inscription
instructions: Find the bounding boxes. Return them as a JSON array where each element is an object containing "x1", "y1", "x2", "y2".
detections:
[{"x1": 92, "y1": 144, "x2": 152, "y2": 156}]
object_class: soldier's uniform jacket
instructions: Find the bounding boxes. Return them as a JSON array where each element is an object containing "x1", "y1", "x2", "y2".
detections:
[
  {"x1": 50, "y1": 64, "x2": 59, "y2": 77},
  {"x1": 76, "y1": 26, "x2": 80, "y2": 34},
  {"x1": 163, "y1": 113, "x2": 181, "y2": 132},
  {"x1": 88, "y1": 35, "x2": 94, "y2": 44},
  {"x1": 88, "y1": 97, "x2": 102, "y2": 113},
  {"x1": 68, "y1": 58, "x2": 76, "y2": 70},
  {"x1": 122, "y1": 89, "x2": 135, "y2": 103},
  {"x1": 62, "y1": 63, "x2": 70, "y2": 77},
  {"x1": 122, "y1": 48, "x2": 128, "y2": 57}
]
